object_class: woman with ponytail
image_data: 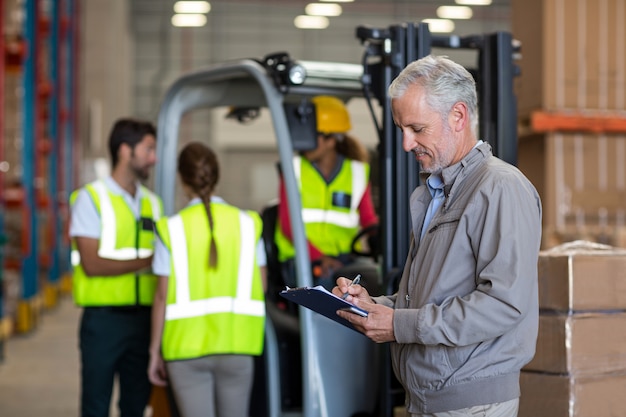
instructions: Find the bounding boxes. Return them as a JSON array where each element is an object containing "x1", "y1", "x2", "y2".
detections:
[{"x1": 148, "y1": 142, "x2": 267, "y2": 417}]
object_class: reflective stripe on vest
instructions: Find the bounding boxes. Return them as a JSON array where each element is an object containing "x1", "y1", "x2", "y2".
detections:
[
  {"x1": 165, "y1": 211, "x2": 264, "y2": 320},
  {"x1": 296, "y1": 156, "x2": 366, "y2": 229},
  {"x1": 94, "y1": 181, "x2": 154, "y2": 260},
  {"x1": 71, "y1": 250, "x2": 80, "y2": 267},
  {"x1": 70, "y1": 180, "x2": 160, "y2": 265}
]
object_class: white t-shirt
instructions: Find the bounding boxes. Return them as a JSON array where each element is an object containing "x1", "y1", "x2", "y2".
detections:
[{"x1": 69, "y1": 177, "x2": 146, "y2": 239}]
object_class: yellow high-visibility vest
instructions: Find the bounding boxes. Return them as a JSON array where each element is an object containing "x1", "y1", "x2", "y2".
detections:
[
  {"x1": 275, "y1": 156, "x2": 369, "y2": 261},
  {"x1": 70, "y1": 180, "x2": 163, "y2": 306},
  {"x1": 157, "y1": 202, "x2": 265, "y2": 361}
]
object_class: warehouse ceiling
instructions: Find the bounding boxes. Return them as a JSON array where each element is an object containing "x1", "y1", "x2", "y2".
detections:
[
  {"x1": 128, "y1": 0, "x2": 512, "y2": 118},
  {"x1": 131, "y1": 0, "x2": 512, "y2": 38}
]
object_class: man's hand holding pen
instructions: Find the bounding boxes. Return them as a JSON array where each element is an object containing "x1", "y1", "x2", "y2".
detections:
[
  {"x1": 334, "y1": 275, "x2": 369, "y2": 302},
  {"x1": 333, "y1": 276, "x2": 396, "y2": 343},
  {"x1": 340, "y1": 274, "x2": 361, "y2": 300}
]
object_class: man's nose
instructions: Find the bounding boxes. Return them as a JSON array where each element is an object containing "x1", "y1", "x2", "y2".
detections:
[{"x1": 402, "y1": 132, "x2": 415, "y2": 153}]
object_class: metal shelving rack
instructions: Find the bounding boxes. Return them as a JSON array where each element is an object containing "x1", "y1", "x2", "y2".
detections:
[
  {"x1": 60, "y1": 0, "x2": 80, "y2": 291},
  {"x1": 0, "y1": 0, "x2": 79, "y2": 337},
  {"x1": 16, "y1": 0, "x2": 43, "y2": 333},
  {"x1": 1, "y1": 0, "x2": 29, "y2": 348},
  {"x1": 0, "y1": 0, "x2": 7, "y2": 361}
]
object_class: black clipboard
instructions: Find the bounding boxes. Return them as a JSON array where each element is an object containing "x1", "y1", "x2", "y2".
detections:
[{"x1": 279, "y1": 285, "x2": 368, "y2": 331}]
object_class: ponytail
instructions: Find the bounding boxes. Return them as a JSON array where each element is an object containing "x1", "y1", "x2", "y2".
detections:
[
  {"x1": 177, "y1": 141, "x2": 220, "y2": 269},
  {"x1": 199, "y1": 191, "x2": 218, "y2": 268}
]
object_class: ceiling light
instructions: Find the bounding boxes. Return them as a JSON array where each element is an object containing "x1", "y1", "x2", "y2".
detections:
[
  {"x1": 455, "y1": 0, "x2": 492, "y2": 5},
  {"x1": 294, "y1": 15, "x2": 329, "y2": 29},
  {"x1": 171, "y1": 14, "x2": 207, "y2": 27},
  {"x1": 173, "y1": 1, "x2": 211, "y2": 14},
  {"x1": 422, "y1": 19, "x2": 455, "y2": 33},
  {"x1": 437, "y1": 6, "x2": 473, "y2": 19},
  {"x1": 305, "y1": 3, "x2": 342, "y2": 17},
  {"x1": 320, "y1": 0, "x2": 354, "y2": 2}
]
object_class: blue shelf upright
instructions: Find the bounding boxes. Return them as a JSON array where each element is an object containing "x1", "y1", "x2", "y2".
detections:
[
  {"x1": 59, "y1": 0, "x2": 80, "y2": 291},
  {"x1": 16, "y1": 0, "x2": 41, "y2": 333}
]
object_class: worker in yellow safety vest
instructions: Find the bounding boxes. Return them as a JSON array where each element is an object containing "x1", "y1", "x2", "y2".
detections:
[
  {"x1": 148, "y1": 142, "x2": 266, "y2": 417},
  {"x1": 275, "y1": 95, "x2": 379, "y2": 289},
  {"x1": 69, "y1": 118, "x2": 163, "y2": 417}
]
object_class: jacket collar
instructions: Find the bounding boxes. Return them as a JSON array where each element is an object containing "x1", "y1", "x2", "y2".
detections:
[{"x1": 417, "y1": 141, "x2": 492, "y2": 208}]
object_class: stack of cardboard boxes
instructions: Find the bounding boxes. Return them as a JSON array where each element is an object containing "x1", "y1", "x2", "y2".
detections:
[
  {"x1": 512, "y1": 0, "x2": 626, "y2": 248},
  {"x1": 520, "y1": 241, "x2": 626, "y2": 416}
]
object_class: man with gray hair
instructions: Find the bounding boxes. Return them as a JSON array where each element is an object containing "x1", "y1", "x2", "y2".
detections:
[{"x1": 335, "y1": 55, "x2": 542, "y2": 416}]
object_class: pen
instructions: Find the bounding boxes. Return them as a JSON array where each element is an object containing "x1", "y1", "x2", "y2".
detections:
[{"x1": 341, "y1": 274, "x2": 361, "y2": 300}]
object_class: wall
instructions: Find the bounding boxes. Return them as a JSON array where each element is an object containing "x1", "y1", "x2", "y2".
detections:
[{"x1": 79, "y1": 0, "x2": 133, "y2": 184}]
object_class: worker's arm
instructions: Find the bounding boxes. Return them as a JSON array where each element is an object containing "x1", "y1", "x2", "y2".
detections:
[
  {"x1": 358, "y1": 183, "x2": 379, "y2": 228},
  {"x1": 277, "y1": 175, "x2": 324, "y2": 261},
  {"x1": 74, "y1": 236, "x2": 153, "y2": 277},
  {"x1": 148, "y1": 275, "x2": 168, "y2": 386},
  {"x1": 260, "y1": 266, "x2": 268, "y2": 293},
  {"x1": 71, "y1": 188, "x2": 152, "y2": 276}
]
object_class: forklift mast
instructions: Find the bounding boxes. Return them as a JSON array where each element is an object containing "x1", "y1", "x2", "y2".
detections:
[
  {"x1": 357, "y1": 22, "x2": 519, "y2": 284},
  {"x1": 354, "y1": 22, "x2": 521, "y2": 417}
]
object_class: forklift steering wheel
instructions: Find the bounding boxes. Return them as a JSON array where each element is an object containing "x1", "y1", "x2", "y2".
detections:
[{"x1": 350, "y1": 224, "x2": 380, "y2": 258}]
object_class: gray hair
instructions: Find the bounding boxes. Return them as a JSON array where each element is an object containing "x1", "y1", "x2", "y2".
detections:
[{"x1": 388, "y1": 55, "x2": 478, "y2": 136}]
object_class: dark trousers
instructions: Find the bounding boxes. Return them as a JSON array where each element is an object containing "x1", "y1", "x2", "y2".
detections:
[{"x1": 79, "y1": 307, "x2": 152, "y2": 417}]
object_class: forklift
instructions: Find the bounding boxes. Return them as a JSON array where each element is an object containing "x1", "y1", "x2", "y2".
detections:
[{"x1": 154, "y1": 22, "x2": 519, "y2": 417}]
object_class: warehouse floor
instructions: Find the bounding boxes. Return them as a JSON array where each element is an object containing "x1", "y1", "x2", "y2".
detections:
[
  {"x1": 0, "y1": 296, "x2": 400, "y2": 417},
  {"x1": 0, "y1": 297, "x2": 82, "y2": 416},
  {"x1": 0, "y1": 297, "x2": 174, "y2": 417}
]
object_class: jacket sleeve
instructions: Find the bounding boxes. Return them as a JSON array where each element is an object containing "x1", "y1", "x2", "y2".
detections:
[{"x1": 372, "y1": 295, "x2": 397, "y2": 307}]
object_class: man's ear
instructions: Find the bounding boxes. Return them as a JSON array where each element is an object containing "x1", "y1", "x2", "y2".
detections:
[
  {"x1": 118, "y1": 142, "x2": 132, "y2": 163},
  {"x1": 450, "y1": 101, "x2": 468, "y2": 132}
]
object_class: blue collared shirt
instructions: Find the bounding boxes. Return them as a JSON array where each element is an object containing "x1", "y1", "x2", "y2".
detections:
[{"x1": 420, "y1": 174, "x2": 445, "y2": 240}]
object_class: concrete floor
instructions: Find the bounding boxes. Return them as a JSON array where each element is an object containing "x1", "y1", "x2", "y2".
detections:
[
  {"x1": 0, "y1": 297, "x2": 82, "y2": 416},
  {"x1": 0, "y1": 297, "x2": 169, "y2": 417}
]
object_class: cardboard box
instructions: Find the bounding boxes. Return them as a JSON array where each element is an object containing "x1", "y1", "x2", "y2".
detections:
[
  {"x1": 525, "y1": 312, "x2": 626, "y2": 375},
  {"x1": 537, "y1": 241, "x2": 626, "y2": 310},
  {"x1": 520, "y1": 371, "x2": 626, "y2": 417},
  {"x1": 518, "y1": 132, "x2": 626, "y2": 248},
  {"x1": 512, "y1": 0, "x2": 626, "y2": 118},
  {"x1": 393, "y1": 406, "x2": 407, "y2": 417}
]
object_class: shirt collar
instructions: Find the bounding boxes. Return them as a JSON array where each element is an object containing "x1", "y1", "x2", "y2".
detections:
[
  {"x1": 104, "y1": 176, "x2": 144, "y2": 199},
  {"x1": 187, "y1": 195, "x2": 225, "y2": 207},
  {"x1": 425, "y1": 174, "x2": 444, "y2": 198}
]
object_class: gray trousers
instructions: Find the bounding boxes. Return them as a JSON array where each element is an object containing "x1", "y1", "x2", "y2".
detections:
[
  {"x1": 410, "y1": 398, "x2": 519, "y2": 417},
  {"x1": 166, "y1": 354, "x2": 253, "y2": 417}
]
